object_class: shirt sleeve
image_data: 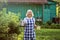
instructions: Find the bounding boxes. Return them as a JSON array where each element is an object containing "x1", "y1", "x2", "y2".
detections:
[{"x1": 23, "y1": 18, "x2": 27, "y2": 24}]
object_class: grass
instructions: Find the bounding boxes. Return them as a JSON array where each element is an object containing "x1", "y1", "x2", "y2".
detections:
[
  {"x1": 36, "y1": 29, "x2": 60, "y2": 40},
  {"x1": 18, "y1": 28, "x2": 60, "y2": 40}
]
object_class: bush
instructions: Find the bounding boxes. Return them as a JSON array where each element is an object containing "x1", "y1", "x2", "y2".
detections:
[
  {"x1": 0, "y1": 8, "x2": 21, "y2": 40},
  {"x1": 8, "y1": 21, "x2": 21, "y2": 34},
  {"x1": 46, "y1": 21, "x2": 52, "y2": 25},
  {"x1": 36, "y1": 21, "x2": 43, "y2": 26},
  {"x1": 50, "y1": 23, "x2": 60, "y2": 29},
  {"x1": 40, "y1": 20, "x2": 60, "y2": 29},
  {"x1": 41, "y1": 23, "x2": 60, "y2": 29}
]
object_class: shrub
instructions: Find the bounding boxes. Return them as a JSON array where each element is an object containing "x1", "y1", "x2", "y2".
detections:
[
  {"x1": 50, "y1": 23, "x2": 60, "y2": 29},
  {"x1": 46, "y1": 20, "x2": 52, "y2": 25},
  {"x1": 8, "y1": 21, "x2": 21, "y2": 34},
  {"x1": 41, "y1": 23, "x2": 60, "y2": 29},
  {"x1": 36, "y1": 21, "x2": 43, "y2": 26},
  {"x1": 0, "y1": 8, "x2": 21, "y2": 40}
]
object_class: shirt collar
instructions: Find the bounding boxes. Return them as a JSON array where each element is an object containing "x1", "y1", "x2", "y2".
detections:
[{"x1": 26, "y1": 17, "x2": 33, "y2": 19}]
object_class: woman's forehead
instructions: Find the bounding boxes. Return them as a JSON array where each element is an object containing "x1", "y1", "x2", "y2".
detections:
[
  {"x1": 28, "y1": 13, "x2": 32, "y2": 15},
  {"x1": 28, "y1": 12, "x2": 32, "y2": 14},
  {"x1": 28, "y1": 11, "x2": 32, "y2": 13}
]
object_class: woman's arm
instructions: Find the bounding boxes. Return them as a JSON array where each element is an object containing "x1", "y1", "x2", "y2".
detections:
[{"x1": 33, "y1": 18, "x2": 37, "y2": 28}]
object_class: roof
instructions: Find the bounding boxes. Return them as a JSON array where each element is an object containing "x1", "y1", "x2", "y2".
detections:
[{"x1": 8, "y1": 0, "x2": 47, "y2": 4}]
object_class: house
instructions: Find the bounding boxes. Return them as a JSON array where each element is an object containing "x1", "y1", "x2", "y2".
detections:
[
  {"x1": 7, "y1": 0, "x2": 56, "y2": 23},
  {"x1": 52, "y1": 0, "x2": 60, "y2": 23},
  {"x1": 43, "y1": 0, "x2": 56, "y2": 22}
]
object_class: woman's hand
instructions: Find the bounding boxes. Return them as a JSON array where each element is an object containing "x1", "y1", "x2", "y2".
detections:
[{"x1": 34, "y1": 24, "x2": 37, "y2": 28}]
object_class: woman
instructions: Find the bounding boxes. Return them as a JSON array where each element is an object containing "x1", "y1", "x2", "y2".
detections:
[{"x1": 23, "y1": 10, "x2": 37, "y2": 40}]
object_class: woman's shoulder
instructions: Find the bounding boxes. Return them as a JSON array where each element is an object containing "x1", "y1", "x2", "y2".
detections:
[
  {"x1": 24, "y1": 17, "x2": 27, "y2": 20},
  {"x1": 32, "y1": 17, "x2": 35, "y2": 20}
]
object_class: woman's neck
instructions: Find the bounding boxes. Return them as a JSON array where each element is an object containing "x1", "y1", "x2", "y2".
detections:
[{"x1": 27, "y1": 17, "x2": 32, "y2": 19}]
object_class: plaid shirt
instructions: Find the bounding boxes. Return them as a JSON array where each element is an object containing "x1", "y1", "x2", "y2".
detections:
[{"x1": 24, "y1": 17, "x2": 36, "y2": 40}]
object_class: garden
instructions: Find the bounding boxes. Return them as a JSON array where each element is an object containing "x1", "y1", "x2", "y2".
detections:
[{"x1": 0, "y1": 8, "x2": 60, "y2": 40}]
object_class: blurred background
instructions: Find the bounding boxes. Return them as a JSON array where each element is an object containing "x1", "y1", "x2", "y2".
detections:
[{"x1": 0, "y1": 0, "x2": 60, "y2": 40}]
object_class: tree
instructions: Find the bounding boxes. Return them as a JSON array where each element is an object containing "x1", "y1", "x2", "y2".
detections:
[
  {"x1": 53, "y1": 0, "x2": 60, "y2": 2},
  {"x1": 0, "y1": 0, "x2": 7, "y2": 10}
]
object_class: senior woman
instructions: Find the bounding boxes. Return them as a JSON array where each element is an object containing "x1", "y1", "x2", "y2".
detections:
[{"x1": 23, "y1": 10, "x2": 37, "y2": 40}]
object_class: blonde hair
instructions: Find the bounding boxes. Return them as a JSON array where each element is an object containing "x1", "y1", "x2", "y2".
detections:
[{"x1": 26, "y1": 10, "x2": 34, "y2": 17}]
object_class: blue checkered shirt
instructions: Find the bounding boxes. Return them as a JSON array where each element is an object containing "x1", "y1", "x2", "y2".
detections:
[{"x1": 24, "y1": 17, "x2": 36, "y2": 40}]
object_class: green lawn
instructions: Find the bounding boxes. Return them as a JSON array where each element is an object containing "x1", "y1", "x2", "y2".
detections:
[
  {"x1": 36, "y1": 29, "x2": 60, "y2": 40},
  {"x1": 18, "y1": 29, "x2": 60, "y2": 40}
]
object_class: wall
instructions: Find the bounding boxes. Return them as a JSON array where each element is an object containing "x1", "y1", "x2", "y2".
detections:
[
  {"x1": 43, "y1": 1, "x2": 56, "y2": 23},
  {"x1": 7, "y1": 2, "x2": 56, "y2": 23},
  {"x1": 7, "y1": 4, "x2": 43, "y2": 19}
]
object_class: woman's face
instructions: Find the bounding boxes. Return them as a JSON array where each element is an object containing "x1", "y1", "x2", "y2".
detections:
[{"x1": 27, "y1": 11, "x2": 32, "y2": 18}]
